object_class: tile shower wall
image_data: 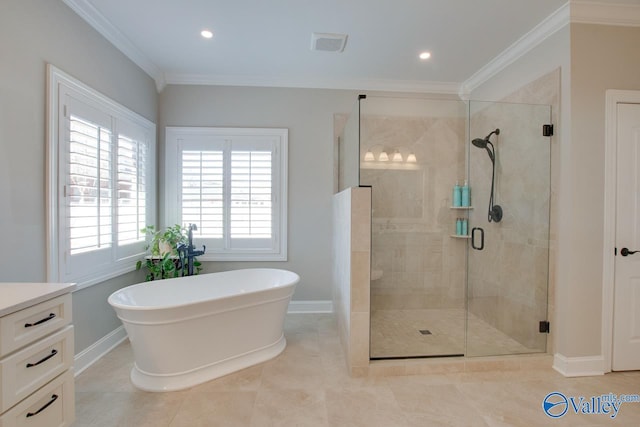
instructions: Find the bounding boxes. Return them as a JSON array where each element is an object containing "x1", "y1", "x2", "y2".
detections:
[{"x1": 359, "y1": 115, "x2": 467, "y2": 312}]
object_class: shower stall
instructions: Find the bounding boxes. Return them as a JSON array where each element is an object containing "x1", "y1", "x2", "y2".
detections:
[{"x1": 338, "y1": 95, "x2": 551, "y2": 359}]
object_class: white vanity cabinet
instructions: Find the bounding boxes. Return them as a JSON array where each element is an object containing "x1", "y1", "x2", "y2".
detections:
[{"x1": 0, "y1": 283, "x2": 75, "y2": 427}]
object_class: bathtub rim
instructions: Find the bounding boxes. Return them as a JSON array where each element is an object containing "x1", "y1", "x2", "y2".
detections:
[
  {"x1": 114, "y1": 292, "x2": 294, "y2": 326},
  {"x1": 108, "y1": 268, "x2": 300, "y2": 312}
]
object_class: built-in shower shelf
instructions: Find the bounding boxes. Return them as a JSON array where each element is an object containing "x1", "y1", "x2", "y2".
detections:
[
  {"x1": 450, "y1": 234, "x2": 471, "y2": 239},
  {"x1": 450, "y1": 206, "x2": 473, "y2": 210}
]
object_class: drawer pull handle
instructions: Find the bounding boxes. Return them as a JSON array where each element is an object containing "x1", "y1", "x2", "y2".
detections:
[
  {"x1": 26, "y1": 394, "x2": 58, "y2": 418},
  {"x1": 24, "y1": 313, "x2": 56, "y2": 328},
  {"x1": 26, "y1": 349, "x2": 58, "y2": 368}
]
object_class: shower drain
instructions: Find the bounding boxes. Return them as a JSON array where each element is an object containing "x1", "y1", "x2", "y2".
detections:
[{"x1": 419, "y1": 329, "x2": 432, "y2": 335}]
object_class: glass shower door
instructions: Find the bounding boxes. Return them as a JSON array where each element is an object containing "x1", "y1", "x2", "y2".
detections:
[
  {"x1": 466, "y1": 101, "x2": 551, "y2": 357},
  {"x1": 361, "y1": 96, "x2": 469, "y2": 358}
]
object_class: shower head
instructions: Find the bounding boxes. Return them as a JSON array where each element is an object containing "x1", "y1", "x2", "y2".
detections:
[
  {"x1": 472, "y1": 138, "x2": 489, "y2": 149},
  {"x1": 472, "y1": 138, "x2": 495, "y2": 162},
  {"x1": 471, "y1": 128, "x2": 499, "y2": 163},
  {"x1": 471, "y1": 129, "x2": 500, "y2": 148}
]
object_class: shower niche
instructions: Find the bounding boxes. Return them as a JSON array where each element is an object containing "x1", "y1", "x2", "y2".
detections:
[{"x1": 343, "y1": 95, "x2": 551, "y2": 360}]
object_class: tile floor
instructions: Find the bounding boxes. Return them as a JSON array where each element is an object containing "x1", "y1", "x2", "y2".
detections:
[
  {"x1": 73, "y1": 314, "x2": 640, "y2": 426},
  {"x1": 370, "y1": 308, "x2": 534, "y2": 358}
]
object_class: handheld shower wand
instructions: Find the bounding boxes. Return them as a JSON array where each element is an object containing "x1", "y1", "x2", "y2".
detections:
[{"x1": 471, "y1": 129, "x2": 502, "y2": 223}]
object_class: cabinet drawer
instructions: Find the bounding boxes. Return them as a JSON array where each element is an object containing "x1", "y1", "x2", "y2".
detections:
[
  {"x1": 0, "y1": 295, "x2": 72, "y2": 358},
  {"x1": 0, "y1": 370, "x2": 74, "y2": 427},
  {"x1": 0, "y1": 326, "x2": 74, "y2": 413}
]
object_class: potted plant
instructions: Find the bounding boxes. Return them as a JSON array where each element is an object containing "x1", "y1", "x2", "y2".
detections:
[{"x1": 135, "y1": 224, "x2": 202, "y2": 281}]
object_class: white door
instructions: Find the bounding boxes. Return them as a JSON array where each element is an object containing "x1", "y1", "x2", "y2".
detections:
[{"x1": 613, "y1": 102, "x2": 640, "y2": 370}]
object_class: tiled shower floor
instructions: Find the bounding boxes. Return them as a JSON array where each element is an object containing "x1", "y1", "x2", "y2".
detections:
[{"x1": 370, "y1": 308, "x2": 534, "y2": 358}]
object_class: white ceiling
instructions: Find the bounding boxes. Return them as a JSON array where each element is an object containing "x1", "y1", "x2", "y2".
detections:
[{"x1": 63, "y1": 0, "x2": 640, "y2": 93}]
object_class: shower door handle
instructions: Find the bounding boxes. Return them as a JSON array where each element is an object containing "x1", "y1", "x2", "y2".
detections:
[{"x1": 471, "y1": 227, "x2": 484, "y2": 251}]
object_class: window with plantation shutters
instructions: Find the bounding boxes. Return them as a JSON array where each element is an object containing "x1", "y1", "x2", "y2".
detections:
[
  {"x1": 166, "y1": 127, "x2": 288, "y2": 261},
  {"x1": 47, "y1": 66, "x2": 156, "y2": 288}
]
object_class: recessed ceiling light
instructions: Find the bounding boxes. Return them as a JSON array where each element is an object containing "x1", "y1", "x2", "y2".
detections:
[
  {"x1": 419, "y1": 51, "x2": 431, "y2": 60},
  {"x1": 201, "y1": 30, "x2": 213, "y2": 39}
]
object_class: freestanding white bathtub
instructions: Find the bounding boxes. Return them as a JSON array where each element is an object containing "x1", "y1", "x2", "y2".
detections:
[{"x1": 108, "y1": 268, "x2": 299, "y2": 392}]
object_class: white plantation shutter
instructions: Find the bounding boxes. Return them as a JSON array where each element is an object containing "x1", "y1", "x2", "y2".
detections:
[
  {"x1": 67, "y1": 115, "x2": 113, "y2": 255},
  {"x1": 166, "y1": 127, "x2": 287, "y2": 261},
  {"x1": 115, "y1": 115, "x2": 151, "y2": 261},
  {"x1": 115, "y1": 117, "x2": 151, "y2": 262},
  {"x1": 116, "y1": 134, "x2": 145, "y2": 245},
  {"x1": 230, "y1": 150, "x2": 273, "y2": 248},
  {"x1": 48, "y1": 66, "x2": 156, "y2": 286},
  {"x1": 181, "y1": 150, "x2": 224, "y2": 239}
]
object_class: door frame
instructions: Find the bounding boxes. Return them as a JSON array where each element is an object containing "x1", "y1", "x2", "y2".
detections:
[{"x1": 602, "y1": 89, "x2": 640, "y2": 373}]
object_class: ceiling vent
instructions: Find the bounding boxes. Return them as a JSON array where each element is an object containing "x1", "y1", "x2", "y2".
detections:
[{"x1": 310, "y1": 32, "x2": 348, "y2": 53}]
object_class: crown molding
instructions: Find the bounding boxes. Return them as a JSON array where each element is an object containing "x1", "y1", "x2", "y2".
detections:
[
  {"x1": 163, "y1": 72, "x2": 461, "y2": 95},
  {"x1": 460, "y1": 2, "x2": 570, "y2": 96},
  {"x1": 571, "y1": 1, "x2": 640, "y2": 26},
  {"x1": 461, "y1": 1, "x2": 640, "y2": 95},
  {"x1": 61, "y1": 0, "x2": 164, "y2": 91}
]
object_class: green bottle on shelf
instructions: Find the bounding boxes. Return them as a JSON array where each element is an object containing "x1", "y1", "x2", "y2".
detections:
[
  {"x1": 453, "y1": 181, "x2": 461, "y2": 207},
  {"x1": 461, "y1": 180, "x2": 470, "y2": 207}
]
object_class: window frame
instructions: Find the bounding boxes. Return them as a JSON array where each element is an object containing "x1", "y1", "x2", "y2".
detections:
[
  {"x1": 47, "y1": 65, "x2": 156, "y2": 289},
  {"x1": 165, "y1": 127, "x2": 288, "y2": 261}
]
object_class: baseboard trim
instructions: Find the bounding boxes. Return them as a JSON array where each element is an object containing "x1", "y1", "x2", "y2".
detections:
[
  {"x1": 74, "y1": 325, "x2": 128, "y2": 376},
  {"x1": 287, "y1": 300, "x2": 333, "y2": 314},
  {"x1": 552, "y1": 353, "x2": 605, "y2": 377}
]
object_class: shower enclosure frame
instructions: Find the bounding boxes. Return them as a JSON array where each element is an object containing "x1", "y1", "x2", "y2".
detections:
[{"x1": 342, "y1": 95, "x2": 552, "y2": 360}]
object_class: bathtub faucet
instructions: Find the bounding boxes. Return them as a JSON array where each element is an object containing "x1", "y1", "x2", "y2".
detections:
[
  {"x1": 178, "y1": 224, "x2": 206, "y2": 276},
  {"x1": 188, "y1": 223, "x2": 197, "y2": 249}
]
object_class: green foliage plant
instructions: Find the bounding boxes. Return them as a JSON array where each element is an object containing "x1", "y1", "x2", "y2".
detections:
[{"x1": 135, "y1": 224, "x2": 201, "y2": 281}]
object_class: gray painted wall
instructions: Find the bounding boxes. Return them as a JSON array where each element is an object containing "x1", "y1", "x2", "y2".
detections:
[
  {"x1": 566, "y1": 23, "x2": 640, "y2": 357},
  {"x1": 159, "y1": 85, "x2": 359, "y2": 301},
  {"x1": 0, "y1": 0, "x2": 158, "y2": 353}
]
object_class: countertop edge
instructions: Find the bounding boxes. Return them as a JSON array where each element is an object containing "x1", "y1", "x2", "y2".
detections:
[{"x1": 0, "y1": 283, "x2": 77, "y2": 317}]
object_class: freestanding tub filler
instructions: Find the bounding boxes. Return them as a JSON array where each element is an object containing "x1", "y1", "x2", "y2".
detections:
[{"x1": 108, "y1": 268, "x2": 299, "y2": 392}]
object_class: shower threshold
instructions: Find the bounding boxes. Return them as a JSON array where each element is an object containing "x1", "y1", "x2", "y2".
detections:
[{"x1": 370, "y1": 353, "x2": 464, "y2": 361}]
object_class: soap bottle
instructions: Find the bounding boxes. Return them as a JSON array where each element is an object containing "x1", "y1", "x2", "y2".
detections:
[
  {"x1": 456, "y1": 218, "x2": 462, "y2": 236},
  {"x1": 453, "y1": 181, "x2": 461, "y2": 207},
  {"x1": 461, "y1": 180, "x2": 470, "y2": 207},
  {"x1": 461, "y1": 218, "x2": 468, "y2": 236}
]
